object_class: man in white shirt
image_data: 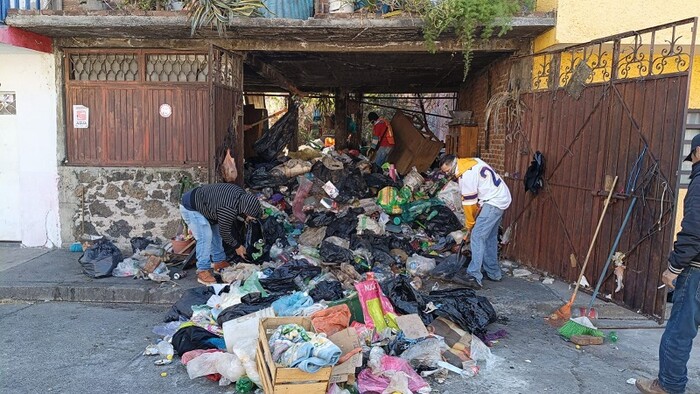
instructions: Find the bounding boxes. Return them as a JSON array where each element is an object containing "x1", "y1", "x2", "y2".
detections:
[{"x1": 440, "y1": 154, "x2": 512, "y2": 289}]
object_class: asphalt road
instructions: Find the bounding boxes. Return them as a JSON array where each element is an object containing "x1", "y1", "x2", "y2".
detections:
[{"x1": 2, "y1": 282, "x2": 699, "y2": 394}]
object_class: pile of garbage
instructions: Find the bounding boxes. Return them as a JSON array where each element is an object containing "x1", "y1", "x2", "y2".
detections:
[{"x1": 140, "y1": 145, "x2": 507, "y2": 393}]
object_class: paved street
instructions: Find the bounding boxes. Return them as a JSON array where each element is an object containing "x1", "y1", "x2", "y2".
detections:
[{"x1": 2, "y1": 274, "x2": 699, "y2": 394}]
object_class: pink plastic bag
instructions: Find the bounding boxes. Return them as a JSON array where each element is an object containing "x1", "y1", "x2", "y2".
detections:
[
  {"x1": 293, "y1": 176, "x2": 313, "y2": 223},
  {"x1": 358, "y1": 355, "x2": 430, "y2": 393},
  {"x1": 354, "y1": 279, "x2": 398, "y2": 331}
]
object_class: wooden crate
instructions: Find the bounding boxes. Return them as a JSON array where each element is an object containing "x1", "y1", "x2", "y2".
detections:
[
  {"x1": 445, "y1": 124, "x2": 479, "y2": 158},
  {"x1": 257, "y1": 317, "x2": 331, "y2": 394}
]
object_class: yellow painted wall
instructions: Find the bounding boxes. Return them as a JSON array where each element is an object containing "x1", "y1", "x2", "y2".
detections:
[{"x1": 535, "y1": 0, "x2": 557, "y2": 12}]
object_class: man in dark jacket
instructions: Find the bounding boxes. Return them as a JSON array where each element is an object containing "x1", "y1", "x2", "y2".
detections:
[
  {"x1": 180, "y1": 183, "x2": 262, "y2": 285},
  {"x1": 637, "y1": 134, "x2": 700, "y2": 394}
]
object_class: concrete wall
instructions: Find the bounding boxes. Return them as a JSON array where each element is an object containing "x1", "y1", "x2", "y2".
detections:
[
  {"x1": 58, "y1": 166, "x2": 208, "y2": 249},
  {"x1": 457, "y1": 58, "x2": 511, "y2": 173},
  {"x1": 0, "y1": 45, "x2": 61, "y2": 247}
]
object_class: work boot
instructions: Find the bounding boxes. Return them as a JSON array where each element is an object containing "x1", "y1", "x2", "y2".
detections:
[
  {"x1": 197, "y1": 270, "x2": 217, "y2": 286},
  {"x1": 211, "y1": 261, "x2": 231, "y2": 271},
  {"x1": 635, "y1": 378, "x2": 669, "y2": 394},
  {"x1": 452, "y1": 272, "x2": 482, "y2": 290},
  {"x1": 484, "y1": 274, "x2": 502, "y2": 282}
]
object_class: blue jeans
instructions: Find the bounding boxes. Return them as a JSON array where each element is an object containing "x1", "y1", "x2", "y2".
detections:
[
  {"x1": 179, "y1": 205, "x2": 226, "y2": 271},
  {"x1": 374, "y1": 146, "x2": 393, "y2": 167},
  {"x1": 467, "y1": 204, "x2": 503, "y2": 284},
  {"x1": 658, "y1": 266, "x2": 700, "y2": 393}
]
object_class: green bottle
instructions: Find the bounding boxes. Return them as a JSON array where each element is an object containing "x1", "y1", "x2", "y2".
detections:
[{"x1": 607, "y1": 331, "x2": 618, "y2": 343}]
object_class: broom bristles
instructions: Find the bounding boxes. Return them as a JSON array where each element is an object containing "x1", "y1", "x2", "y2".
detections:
[{"x1": 558, "y1": 319, "x2": 605, "y2": 340}]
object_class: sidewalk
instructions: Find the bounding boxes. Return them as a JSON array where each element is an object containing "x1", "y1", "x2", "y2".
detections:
[{"x1": 0, "y1": 245, "x2": 198, "y2": 304}]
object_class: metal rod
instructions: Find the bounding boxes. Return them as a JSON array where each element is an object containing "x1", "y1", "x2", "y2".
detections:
[
  {"x1": 586, "y1": 197, "x2": 638, "y2": 315},
  {"x1": 353, "y1": 99, "x2": 453, "y2": 119}
]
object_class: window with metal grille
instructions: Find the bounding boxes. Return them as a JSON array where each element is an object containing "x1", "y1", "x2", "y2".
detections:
[
  {"x1": 680, "y1": 110, "x2": 700, "y2": 187},
  {"x1": 145, "y1": 54, "x2": 209, "y2": 82},
  {"x1": 68, "y1": 53, "x2": 139, "y2": 81}
]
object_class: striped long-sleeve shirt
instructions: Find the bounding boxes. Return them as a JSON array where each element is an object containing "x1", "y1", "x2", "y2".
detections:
[{"x1": 188, "y1": 183, "x2": 262, "y2": 249}]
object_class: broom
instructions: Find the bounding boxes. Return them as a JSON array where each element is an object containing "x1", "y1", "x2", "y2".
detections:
[{"x1": 549, "y1": 176, "x2": 618, "y2": 324}]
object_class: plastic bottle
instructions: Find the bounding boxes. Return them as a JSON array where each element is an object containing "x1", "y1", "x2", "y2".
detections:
[
  {"x1": 607, "y1": 331, "x2": 618, "y2": 343},
  {"x1": 270, "y1": 240, "x2": 285, "y2": 259}
]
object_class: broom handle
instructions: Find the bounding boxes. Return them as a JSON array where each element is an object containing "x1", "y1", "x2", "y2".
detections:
[{"x1": 570, "y1": 176, "x2": 618, "y2": 303}]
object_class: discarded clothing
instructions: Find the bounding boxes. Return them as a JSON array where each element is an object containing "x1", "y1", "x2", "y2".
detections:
[
  {"x1": 309, "y1": 280, "x2": 344, "y2": 302},
  {"x1": 272, "y1": 292, "x2": 314, "y2": 316},
  {"x1": 216, "y1": 292, "x2": 281, "y2": 326},
  {"x1": 268, "y1": 324, "x2": 342, "y2": 373},
  {"x1": 172, "y1": 325, "x2": 222, "y2": 356}
]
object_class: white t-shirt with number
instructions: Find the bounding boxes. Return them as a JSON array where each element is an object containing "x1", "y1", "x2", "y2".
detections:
[{"x1": 459, "y1": 158, "x2": 512, "y2": 210}]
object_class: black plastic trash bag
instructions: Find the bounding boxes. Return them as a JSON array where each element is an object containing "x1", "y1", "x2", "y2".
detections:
[
  {"x1": 425, "y1": 288, "x2": 498, "y2": 337},
  {"x1": 216, "y1": 292, "x2": 281, "y2": 326},
  {"x1": 326, "y1": 209, "x2": 361, "y2": 239},
  {"x1": 259, "y1": 259, "x2": 321, "y2": 293},
  {"x1": 429, "y1": 254, "x2": 468, "y2": 279},
  {"x1": 254, "y1": 103, "x2": 299, "y2": 161},
  {"x1": 262, "y1": 216, "x2": 287, "y2": 246},
  {"x1": 309, "y1": 280, "x2": 345, "y2": 302},
  {"x1": 382, "y1": 275, "x2": 428, "y2": 318},
  {"x1": 319, "y1": 240, "x2": 354, "y2": 264},
  {"x1": 364, "y1": 173, "x2": 402, "y2": 190},
  {"x1": 130, "y1": 236, "x2": 157, "y2": 254},
  {"x1": 172, "y1": 326, "x2": 221, "y2": 356},
  {"x1": 246, "y1": 166, "x2": 288, "y2": 189},
  {"x1": 421, "y1": 205, "x2": 462, "y2": 237},
  {"x1": 164, "y1": 286, "x2": 216, "y2": 322},
  {"x1": 336, "y1": 168, "x2": 369, "y2": 202},
  {"x1": 79, "y1": 239, "x2": 123, "y2": 278},
  {"x1": 306, "y1": 211, "x2": 337, "y2": 228}
]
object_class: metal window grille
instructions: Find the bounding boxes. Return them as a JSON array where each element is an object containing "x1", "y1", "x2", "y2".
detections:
[
  {"x1": 68, "y1": 53, "x2": 139, "y2": 81},
  {"x1": 680, "y1": 110, "x2": 700, "y2": 186},
  {"x1": 145, "y1": 54, "x2": 209, "y2": 82}
]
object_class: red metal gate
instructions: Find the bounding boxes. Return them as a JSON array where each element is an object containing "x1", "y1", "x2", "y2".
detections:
[{"x1": 502, "y1": 19, "x2": 697, "y2": 320}]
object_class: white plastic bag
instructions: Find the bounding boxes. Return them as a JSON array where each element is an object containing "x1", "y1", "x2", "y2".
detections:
[
  {"x1": 470, "y1": 335, "x2": 502, "y2": 370},
  {"x1": 407, "y1": 254, "x2": 437, "y2": 276},
  {"x1": 185, "y1": 352, "x2": 244, "y2": 385},
  {"x1": 112, "y1": 258, "x2": 141, "y2": 277},
  {"x1": 438, "y1": 181, "x2": 464, "y2": 225},
  {"x1": 222, "y1": 315, "x2": 263, "y2": 386}
]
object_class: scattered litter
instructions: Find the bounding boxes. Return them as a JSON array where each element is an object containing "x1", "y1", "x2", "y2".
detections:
[
  {"x1": 542, "y1": 277, "x2": 555, "y2": 284},
  {"x1": 627, "y1": 378, "x2": 637, "y2": 385},
  {"x1": 513, "y1": 268, "x2": 533, "y2": 278}
]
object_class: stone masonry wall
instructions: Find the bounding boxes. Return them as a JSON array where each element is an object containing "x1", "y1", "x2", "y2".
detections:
[
  {"x1": 457, "y1": 58, "x2": 512, "y2": 174},
  {"x1": 58, "y1": 166, "x2": 208, "y2": 249}
]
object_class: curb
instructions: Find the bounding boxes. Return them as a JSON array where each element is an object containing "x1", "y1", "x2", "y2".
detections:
[{"x1": 0, "y1": 283, "x2": 187, "y2": 304}]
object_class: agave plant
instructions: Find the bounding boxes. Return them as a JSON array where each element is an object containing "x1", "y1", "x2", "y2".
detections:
[{"x1": 186, "y1": 0, "x2": 267, "y2": 36}]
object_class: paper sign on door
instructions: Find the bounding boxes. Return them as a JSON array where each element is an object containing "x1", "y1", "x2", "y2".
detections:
[{"x1": 73, "y1": 105, "x2": 89, "y2": 128}]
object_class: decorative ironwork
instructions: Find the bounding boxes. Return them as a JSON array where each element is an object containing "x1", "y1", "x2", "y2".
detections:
[
  {"x1": 524, "y1": 18, "x2": 696, "y2": 92},
  {"x1": 531, "y1": 53, "x2": 552, "y2": 91},
  {"x1": 146, "y1": 54, "x2": 209, "y2": 82},
  {"x1": 617, "y1": 34, "x2": 649, "y2": 79},
  {"x1": 69, "y1": 53, "x2": 139, "y2": 81},
  {"x1": 651, "y1": 27, "x2": 691, "y2": 75}
]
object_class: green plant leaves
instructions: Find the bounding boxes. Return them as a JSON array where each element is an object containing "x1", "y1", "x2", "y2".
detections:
[{"x1": 185, "y1": 0, "x2": 266, "y2": 36}]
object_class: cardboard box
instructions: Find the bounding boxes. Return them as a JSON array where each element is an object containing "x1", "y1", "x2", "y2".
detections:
[
  {"x1": 257, "y1": 317, "x2": 331, "y2": 394},
  {"x1": 328, "y1": 328, "x2": 363, "y2": 384}
]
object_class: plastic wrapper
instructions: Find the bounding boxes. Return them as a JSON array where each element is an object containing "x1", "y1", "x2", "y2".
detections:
[
  {"x1": 358, "y1": 354, "x2": 430, "y2": 393},
  {"x1": 299, "y1": 226, "x2": 327, "y2": 247},
  {"x1": 403, "y1": 167, "x2": 425, "y2": 192},
  {"x1": 310, "y1": 304, "x2": 351, "y2": 336},
  {"x1": 327, "y1": 383, "x2": 351, "y2": 394},
  {"x1": 406, "y1": 254, "x2": 436, "y2": 276},
  {"x1": 400, "y1": 337, "x2": 448, "y2": 369},
  {"x1": 355, "y1": 279, "x2": 399, "y2": 331},
  {"x1": 437, "y1": 181, "x2": 464, "y2": 225},
  {"x1": 241, "y1": 274, "x2": 268, "y2": 297},
  {"x1": 79, "y1": 239, "x2": 123, "y2": 278},
  {"x1": 357, "y1": 214, "x2": 385, "y2": 235},
  {"x1": 293, "y1": 176, "x2": 314, "y2": 223},
  {"x1": 376, "y1": 187, "x2": 404, "y2": 215},
  {"x1": 320, "y1": 240, "x2": 354, "y2": 264},
  {"x1": 186, "y1": 351, "x2": 245, "y2": 385},
  {"x1": 164, "y1": 287, "x2": 216, "y2": 322},
  {"x1": 272, "y1": 292, "x2": 314, "y2": 316},
  {"x1": 309, "y1": 280, "x2": 344, "y2": 302},
  {"x1": 112, "y1": 258, "x2": 141, "y2": 277}
]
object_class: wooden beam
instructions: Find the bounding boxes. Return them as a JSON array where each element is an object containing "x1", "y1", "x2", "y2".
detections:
[
  {"x1": 0, "y1": 26, "x2": 52, "y2": 53},
  {"x1": 245, "y1": 54, "x2": 306, "y2": 98},
  {"x1": 335, "y1": 88, "x2": 349, "y2": 150}
]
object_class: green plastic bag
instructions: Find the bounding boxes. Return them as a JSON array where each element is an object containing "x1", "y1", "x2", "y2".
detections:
[
  {"x1": 377, "y1": 186, "x2": 411, "y2": 215},
  {"x1": 241, "y1": 273, "x2": 268, "y2": 297},
  {"x1": 401, "y1": 198, "x2": 444, "y2": 223}
]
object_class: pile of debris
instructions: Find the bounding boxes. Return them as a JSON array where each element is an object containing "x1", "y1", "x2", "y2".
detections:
[{"x1": 126, "y1": 143, "x2": 507, "y2": 392}]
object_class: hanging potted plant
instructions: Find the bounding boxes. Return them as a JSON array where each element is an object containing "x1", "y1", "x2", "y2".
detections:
[{"x1": 185, "y1": 0, "x2": 267, "y2": 36}]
